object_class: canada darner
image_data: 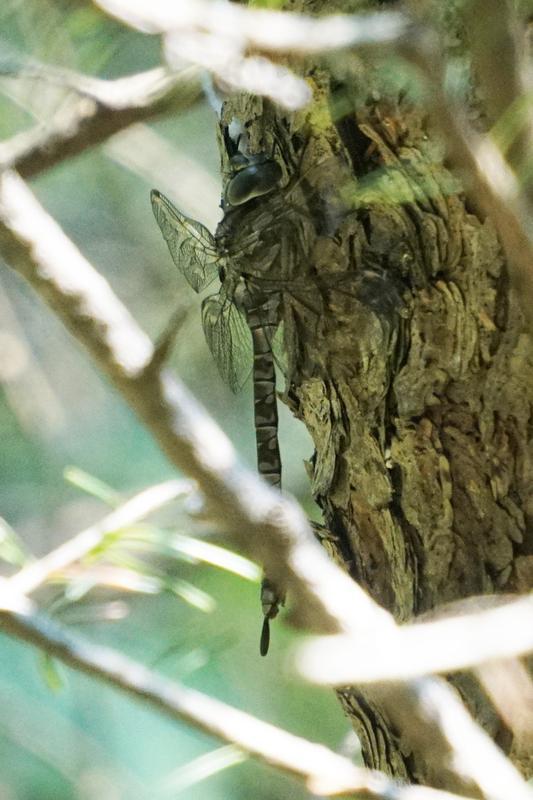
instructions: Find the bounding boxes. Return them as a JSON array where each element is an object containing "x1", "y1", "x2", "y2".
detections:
[{"x1": 151, "y1": 135, "x2": 317, "y2": 655}]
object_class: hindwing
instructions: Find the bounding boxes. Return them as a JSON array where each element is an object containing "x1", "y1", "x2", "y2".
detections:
[{"x1": 201, "y1": 287, "x2": 252, "y2": 393}]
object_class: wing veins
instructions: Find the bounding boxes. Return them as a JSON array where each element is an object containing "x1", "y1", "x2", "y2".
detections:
[
  {"x1": 201, "y1": 288, "x2": 252, "y2": 393},
  {"x1": 151, "y1": 190, "x2": 221, "y2": 293}
]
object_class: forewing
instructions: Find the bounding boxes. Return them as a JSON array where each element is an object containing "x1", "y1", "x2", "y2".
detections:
[
  {"x1": 201, "y1": 290, "x2": 252, "y2": 393},
  {"x1": 151, "y1": 190, "x2": 220, "y2": 293}
]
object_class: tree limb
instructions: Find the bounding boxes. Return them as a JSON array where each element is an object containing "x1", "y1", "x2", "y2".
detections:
[
  {"x1": 297, "y1": 594, "x2": 533, "y2": 684},
  {"x1": 93, "y1": 0, "x2": 408, "y2": 53},
  {"x1": 93, "y1": 2, "x2": 408, "y2": 109},
  {"x1": 0, "y1": 66, "x2": 203, "y2": 179}
]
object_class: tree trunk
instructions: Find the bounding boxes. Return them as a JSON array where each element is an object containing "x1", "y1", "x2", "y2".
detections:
[{"x1": 220, "y1": 3, "x2": 533, "y2": 786}]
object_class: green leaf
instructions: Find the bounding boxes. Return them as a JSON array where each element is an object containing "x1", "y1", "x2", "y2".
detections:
[
  {"x1": 121, "y1": 524, "x2": 261, "y2": 581},
  {"x1": 38, "y1": 653, "x2": 65, "y2": 692},
  {"x1": 159, "y1": 745, "x2": 247, "y2": 795},
  {"x1": 63, "y1": 465, "x2": 122, "y2": 506},
  {"x1": 104, "y1": 550, "x2": 215, "y2": 611},
  {"x1": 63, "y1": 575, "x2": 99, "y2": 603},
  {"x1": 169, "y1": 534, "x2": 261, "y2": 581},
  {"x1": 0, "y1": 517, "x2": 31, "y2": 567},
  {"x1": 165, "y1": 578, "x2": 216, "y2": 613}
]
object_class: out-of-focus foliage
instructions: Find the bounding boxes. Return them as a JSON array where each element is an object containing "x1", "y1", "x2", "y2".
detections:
[{"x1": 0, "y1": 2, "x2": 348, "y2": 798}]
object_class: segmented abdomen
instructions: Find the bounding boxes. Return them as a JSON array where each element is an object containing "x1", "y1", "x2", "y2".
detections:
[{"x1": 246, "y1": 299, "x2": 281, "y2": 488}]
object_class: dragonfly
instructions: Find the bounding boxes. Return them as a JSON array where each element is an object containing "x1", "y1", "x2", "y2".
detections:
[{"x1": 151, "y1": 142, "x2": 318, "y2": 655}]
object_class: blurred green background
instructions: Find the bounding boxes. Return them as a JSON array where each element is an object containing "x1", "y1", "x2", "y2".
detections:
[{"x1": 0, "y1": 2, "x2": 350, "y2": 798}]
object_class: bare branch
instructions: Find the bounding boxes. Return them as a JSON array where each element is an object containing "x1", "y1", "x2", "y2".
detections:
[
  {"x1": 0, "y1": 597, "x2": 476, "y2": 800},
  {"x1": 2, "y1": 172, "x2": 532, "y2": 799},
  {"x1": 164, "y1": 38, "x2": 313, "y2": 110},
  {"x1": 477, "y1": 659, "x2": 533, "y2": 744},
  {"x1": 297, "y1": 594, "x2": 533, "y2": 684},
  {"x1": 92, "y1": 1, "x2": 408, "y2": 109},
  {"x1": 7, "y1": 479, "x2": 192, "y2": 596},
  {"x1": 94, "y1": 0, "x2": 408, "y2": 53},
  {"x1": 467, "y1": 0, "x2": 523, "y2": 122},
  {"x1": 0, "y1": 66, "x2": 203, "y2": 179}
]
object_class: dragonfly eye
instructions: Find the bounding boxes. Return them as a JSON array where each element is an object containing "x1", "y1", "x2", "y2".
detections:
[{"x1": 225, "y1": 157, "x2": 282, "y2": 207}]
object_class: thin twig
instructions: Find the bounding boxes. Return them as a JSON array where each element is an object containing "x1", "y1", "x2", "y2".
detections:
[
  {"x1": 0, "y1": 598, "x2": 475, "y2": 800},
  {"x1": 7, "y1": 480, "x2": 191, "y2": 596}
]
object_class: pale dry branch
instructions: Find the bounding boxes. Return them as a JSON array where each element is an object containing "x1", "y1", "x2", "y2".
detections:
[
  {"x1": 165, "y1": 35, "x2": 312, "y2": 110},
  {"x1": 2, "y1": 170, "x2": 532, "y2": 800},
  {"x1": 94, "y1": 0, "x2": 408, "y2": 110},
  {"x1": 7, "y1": 479, "x2": 192, "y2": 596},
  {"x1": 0, "y1": 596, "x2": 475, "y2": 800},
  {"x1": 380, "y1": 677, "x2": 532, "y2": 800},
  {"x1": 0, "y1": 66, "x2": 203, "y2": 179},
  {"x1": 297, "y1": 594, "x2": 533, "y2": 684},
  {"x1": 365, "y1": 676, "x2": 533, "y2": 800},
  {"x1": 477, "y1": 659, "x2": 533, "y2": 747},
  {"x1": 467, "y1": 0, "x2": 523, "y2": 121},
  {"x1": 94, "y1": 0, "x2": 408, "y2": 53}
]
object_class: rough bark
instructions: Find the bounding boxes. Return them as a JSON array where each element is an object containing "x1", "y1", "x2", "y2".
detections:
[{"x1": 220, "y1": 1, "x2": 533, "y2": 788}]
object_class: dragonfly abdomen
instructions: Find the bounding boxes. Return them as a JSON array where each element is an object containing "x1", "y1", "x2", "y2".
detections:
[
  {"x1": 249, "y1": 320, "x2": 281, "y2": 488},
  {"x1": 247, "y1": 298, "x2": 285, "y2": 653}
]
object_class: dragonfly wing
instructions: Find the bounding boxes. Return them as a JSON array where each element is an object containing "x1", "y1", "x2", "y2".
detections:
[
  {"x1": 201, "y1": 290, "x2": 252, "y2": 393},
  {"x1": 151, "y1": 190, "x2": 220, "y2": 293}
]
